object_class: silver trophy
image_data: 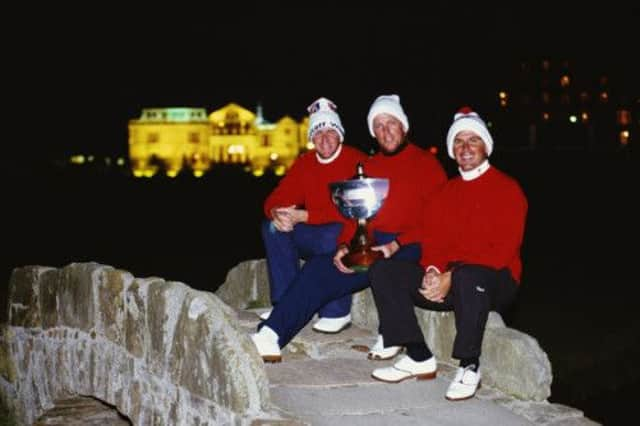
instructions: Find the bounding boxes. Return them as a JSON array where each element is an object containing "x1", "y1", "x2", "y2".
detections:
[{"x1": 329, "y1": 163, "x2": 389, "y2": 272}]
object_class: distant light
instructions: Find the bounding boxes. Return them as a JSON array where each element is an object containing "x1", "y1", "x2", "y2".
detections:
[
  {"x1": 569, "y1": 115, "x2": 577, "y2": 123},
  {"x1": 252, "y1": 168, "x2": 265, "y2": 177},
  {"x1": 487, "y1": 121, "x2": 493, "y2": 128},
  {"x1": 87, "y1": 155, "x2": 95, "y2": 163},
  {"x1": 617, "y1": 109, "x2": 631, "y2": 126},
  {"x1": 143, "y1": 170, "x2": 155, "y2": 178},
  {"x1": 542, "y1": 112, "x2": 550, "y2": 121},
  {"x1": 274, "y1": 165, "x2": 286, "y2": 176},
  {"x1": 269, "y1": 152, "x2": 279, "y2": 161},
  {"x1": 620, "y1": 130, "x2": 630, "y2": 146},
  {"x1": 228, "y1": 144, "x2": 245, "y2": 154},
  {"x1": 498, "y1": 91, "x2": 507, "y2": 100},
  {"x1": 166, "y1": 170, "x2": 178, "y2": 178},
  {"x1": 306, "y1": 142, "x2": 314, "y2": 150},
  {"x1": 116, "y1": 157, "x2": 125, "y2": 166},
  {"x1": 499, "y1": 99, "x2": 507, "y2": 108},
  {"x1": 70, "y1": 155, "x2": 85, "y2": 165},
  {"x1": 600, "y1": 92, "x2": 609, "y2": 102},
  {"x1": 429, "y1": 146, "x2": 438, "y2": 155},
  {"x1": 560, "y1": 75, "x2": 570, "y2": 87},
  {"x1": 133, "y1": 170, "x2": 144, "y2": 178},
  {"x1": 193, "y1": 170, "x2": 204, "y2": 177},
  {"x1": 581, "y1": 112, "x2": 589, "y2": 123}
]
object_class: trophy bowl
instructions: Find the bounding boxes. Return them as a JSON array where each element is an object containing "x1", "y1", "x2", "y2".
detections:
[{"x1": 330, "y1": 175, "x2": 389, "y2": 272}]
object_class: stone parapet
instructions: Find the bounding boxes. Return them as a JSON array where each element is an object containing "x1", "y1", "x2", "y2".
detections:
[{"x1": 1, "y1": 262, "x2": 272, "y2": 425}]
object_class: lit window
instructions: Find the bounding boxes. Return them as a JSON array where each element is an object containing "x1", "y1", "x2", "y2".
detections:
[
  {"x1": 542, "y1": 60, "x2": 550, "y2": 71},
  {"x1": 617, "y1": 110, "x2": 631, "y2": 126},
  {"x1": 620, "y1": 130, "x2": 630, "y2": 146}
]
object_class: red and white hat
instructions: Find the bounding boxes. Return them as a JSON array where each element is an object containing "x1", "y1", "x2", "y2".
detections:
[
  {"x1": 307, "y1": 97, "x2": 345, "y2": 142},
  {"x1": 446, "y1": 107, "x2": 493, "y2": 159}
]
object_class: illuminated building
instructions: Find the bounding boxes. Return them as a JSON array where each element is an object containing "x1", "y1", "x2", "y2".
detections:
[{"x1": 128, "y1": 104, "x2": 309, "y2": 177}]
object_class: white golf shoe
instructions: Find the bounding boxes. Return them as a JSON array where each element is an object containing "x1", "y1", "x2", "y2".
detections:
[
  {"x1": 312, "y1": 314, "x2": 351, "y2": 334},
  {"x1": 371, "y1": 355, "x2": 437, "y2": 383},
  {"x1": 250, "y1": 325, "x2": 282, "y2": 363},
  {"x1": 367, "y1": 334, "x2": 403, "y2": 360},
  {"x1": 445, "y1": 366, "x2": 481, "y2": 401}
]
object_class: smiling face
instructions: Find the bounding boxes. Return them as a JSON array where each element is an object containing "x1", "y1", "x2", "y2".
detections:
[
  {"x1": 372, "y1": 113, "x2": 406, "y2": 154},
  {"x1": 312, "y1": 128, "x2": 342, "y2": 159},
  {"x1": 452, "y1": 130, "x2": 488, "y2": 171}
]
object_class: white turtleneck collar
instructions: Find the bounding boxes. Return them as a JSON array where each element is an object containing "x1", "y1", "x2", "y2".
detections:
[
  {"x1": 459, "y1": 159, "x2": 491, "y2": 181},
  {"x1": 316, "y1": 143, "x2": 342, "y2": 164}
]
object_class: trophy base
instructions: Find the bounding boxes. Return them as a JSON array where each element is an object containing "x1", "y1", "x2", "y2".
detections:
[{"x1": 343, "y1": 249, "x2": 384, "y2": 273}]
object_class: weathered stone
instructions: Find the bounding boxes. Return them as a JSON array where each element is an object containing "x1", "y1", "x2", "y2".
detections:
[
  {"x1": 0, "y1": 326, "x2": 17, "y2": 383},
  {"x1": 146, "y1": 280, "x2": 186, "y2": 377},
  {"x1": 39, "y1": 269, "x2": 60, "y2": 329},
  {"x1": 216, "y1": 259, "x2": 271, "y2": 310},
  {"x1": 124, "y1": 279, "x2": 155, "y2": 358},
  {"x1": 57, "y1": 263, "x2": 98, "y2": 331},
  {"x1": 2, "y1": 262, "x2": 275, "y2": 425},
  {"x1": 96, "y1": 268, "x2": 132, "y2": 346},
  {"x1": 8, "y1": 266, "x2": 52, "y2": 328}
]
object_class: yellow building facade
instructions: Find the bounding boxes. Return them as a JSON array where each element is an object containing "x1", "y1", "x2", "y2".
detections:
[{"x1": 128, "y1": 104, "x2": 309, "y2": 177}]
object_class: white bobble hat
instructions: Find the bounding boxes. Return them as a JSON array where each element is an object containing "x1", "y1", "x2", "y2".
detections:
[
  {"x1": 446, "y1": 106, "x2": 493, "y2": 158},
  {"x1": 307, "y1": 97, "x2": 345, "y2": 142},
  {"x1": 366, "y1": 94, "x2": 409, "y2": 137}
]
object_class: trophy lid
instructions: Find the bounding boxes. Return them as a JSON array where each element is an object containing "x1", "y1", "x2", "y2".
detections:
[{"x1": 329, "y1": 177, "x2": 389, "y2": 220}]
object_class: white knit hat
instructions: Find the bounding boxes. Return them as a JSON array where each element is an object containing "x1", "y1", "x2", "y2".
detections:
[
  {"x1": 366, "y1": 94, "x2": 409, "y2": 137},
  {"x1": 307, "y1": 97, "x2": 345, "y2": 142},
  {"x1": 446, "y1": 107, "x2": 493, "y2": 159}
]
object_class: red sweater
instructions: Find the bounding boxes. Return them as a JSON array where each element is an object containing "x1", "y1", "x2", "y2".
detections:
[
  {"x1": 421, "y1": 166, "x2": 528, "y2": 283},
  {"x1": 349, "y1": 144, "x2": 447, "y2": 246},
  {"x1": 264, "y1": 145, "x2": 367, "y2": 225}
]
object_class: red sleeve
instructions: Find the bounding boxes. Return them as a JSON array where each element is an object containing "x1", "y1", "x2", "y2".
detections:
[{"x1": 263, "y1": 158, "x2": 307, "y2": 219}]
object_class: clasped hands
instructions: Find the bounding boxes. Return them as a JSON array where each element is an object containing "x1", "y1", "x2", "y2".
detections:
[{"x1": 419, "y1": 268, "x2": 451, "y2": 303}]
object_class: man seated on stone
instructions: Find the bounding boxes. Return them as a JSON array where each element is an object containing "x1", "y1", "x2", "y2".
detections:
[
  {"x1": 260, "y1": 97, "x2": 367, "y2": 332},
  {"x1": 368, "y1": 107, "x2": 528, "y2": 401},
  {"x1": 251, "y1": 94, "x2": 446, "y2": 362}
]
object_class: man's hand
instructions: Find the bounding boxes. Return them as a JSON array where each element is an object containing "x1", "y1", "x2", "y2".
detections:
[
  {"x1": 371, "y1": 240, "x2": 400, "y2": 258},
  {"x1": 333, "y1": 244, "x2": 354, "y2": 273},
  {"x1": 419, "y1": 269, "x2": 451, "y2": 303},
  {"x1": 271, "y1": 205, "x2": 308, "y2": 232}
]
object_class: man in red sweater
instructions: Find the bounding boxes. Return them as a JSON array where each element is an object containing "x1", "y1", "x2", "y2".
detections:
[
  {"x1": 251, "y1": 94, "x2": 446, "y2": 362},
  {"x1": 369, "y1": 107, "x2": 528, "y2": 402},
  {"x1": 261, "y1": 97, "x2": 367, "y2": 331}
]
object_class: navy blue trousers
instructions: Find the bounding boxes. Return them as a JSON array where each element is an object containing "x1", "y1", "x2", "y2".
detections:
[
  {"x1": 261, "y1": 220, "x2": 351, "y2": 318},
  {"x1": 368, "y1": 259, "x2": 518, "y2": 361},
  {"x1": 261, "y1": 231, "x2": 421, "y2": 347}
]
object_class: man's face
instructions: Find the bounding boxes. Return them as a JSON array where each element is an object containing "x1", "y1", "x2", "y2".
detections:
[
  {"x1": 372, "y1": 114, "x2": 406, "y2": 154},
  {"x1": 312, "y1": 128, "x2": 341, "y2": 159},
  {"x1": 453, "y1": 130, "x2": 488, "y2": 171}
]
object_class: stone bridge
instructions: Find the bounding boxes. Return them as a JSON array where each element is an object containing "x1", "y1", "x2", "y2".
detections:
[{"x1": 1, "y1": 260, "x2": 557, "y2": 424}]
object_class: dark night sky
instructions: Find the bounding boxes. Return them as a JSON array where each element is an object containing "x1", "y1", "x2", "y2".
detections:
[{"x1": 8, "y1": 3, "x2": 639, "y2": 164}]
